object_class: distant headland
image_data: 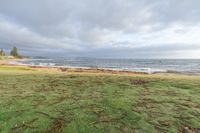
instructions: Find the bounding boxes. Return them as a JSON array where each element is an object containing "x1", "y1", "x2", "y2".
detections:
[{"x1": 0, "y1": 46, "x2": 28, "y2": 60}]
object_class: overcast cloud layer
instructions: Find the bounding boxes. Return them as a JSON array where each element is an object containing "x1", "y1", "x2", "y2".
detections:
[{"x1": 0, "y1": 0, "x2": 200, "y2": 58}]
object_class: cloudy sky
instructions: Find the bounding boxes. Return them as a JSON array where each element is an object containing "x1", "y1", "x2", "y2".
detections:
[{"x1": 0, "y1": 0, "x2": 200, "y2": 58}]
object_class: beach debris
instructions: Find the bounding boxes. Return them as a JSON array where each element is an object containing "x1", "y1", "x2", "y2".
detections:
[
  {"x1": 120, "y1": 127, "x2": 135, "y2": 133},
  {"x1": 179, "y1": 125, "x2": 200, "y2": 133},
  {"x1": 12, "y1": 118, "x2": 38, "y2": 131}
]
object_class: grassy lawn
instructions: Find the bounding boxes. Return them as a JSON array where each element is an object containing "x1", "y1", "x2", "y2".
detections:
[{"x1": 0, "y1": 66, "x2": 200, "y2": 133}]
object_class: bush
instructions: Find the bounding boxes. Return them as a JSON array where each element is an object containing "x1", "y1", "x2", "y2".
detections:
[{"x1": 0, "y1": 49, "x2": 6, "y2": 56}]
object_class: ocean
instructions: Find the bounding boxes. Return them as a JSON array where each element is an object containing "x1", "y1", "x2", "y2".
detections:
[{"x1": 10, "y1": 58, "x2": 200, "y2": 75}]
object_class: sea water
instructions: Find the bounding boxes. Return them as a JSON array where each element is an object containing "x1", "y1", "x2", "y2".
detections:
[{"x1": 10, "y1": 57, "x2": 200, "y2": 74}]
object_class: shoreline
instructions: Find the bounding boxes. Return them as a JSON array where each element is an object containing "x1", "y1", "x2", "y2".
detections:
[
  {"x1": 1, "y1": 59, "x2": 199, "y2": 76},
  {"x1": 0, "y1": 59, "x2": 148, "y2": 75}
]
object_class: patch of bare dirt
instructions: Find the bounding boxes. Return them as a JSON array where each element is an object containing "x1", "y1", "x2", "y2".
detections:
[
  {"x1": 59, "y1": 68, "x2": 68, "y2": 72},
  {"x1": 91, "y1": 112, "x2": 127, "y2": 125},
  {"x1": 48, "y1": 96, "x2": 68, "y2": 106},
  {"x1": 45, "y1": 118, "x2": 65, "y2": 133},
  {"x1": 155, "y1": 90, "x2": 178, "y2": 96},
  {"x1": 131, "y1": 79, "x2": 149, "y2": 85}
]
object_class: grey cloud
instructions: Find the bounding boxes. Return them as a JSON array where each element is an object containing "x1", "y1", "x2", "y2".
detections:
[{"x1": 0, "y1": 0, "x2": 200, "y2": 58}]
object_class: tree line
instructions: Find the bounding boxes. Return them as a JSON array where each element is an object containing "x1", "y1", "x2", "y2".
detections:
[{"x1": 0, "y1": 46, "x2": 19, "y2": 58}]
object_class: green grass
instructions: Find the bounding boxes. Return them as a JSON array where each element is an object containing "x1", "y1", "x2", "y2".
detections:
[
  {"x1": 0, "y1": 56, "x2": 14, "y2": 60},
  {"x1": 0, "y1": 67, "x2": 200, "y2": 133}
]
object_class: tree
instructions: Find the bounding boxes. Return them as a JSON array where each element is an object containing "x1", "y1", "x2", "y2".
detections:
[
  {"x1": 10, "y1": 46, "x2": 19, "y2": 57},
  {"x1": 0, "y1": 49, "x2": 5, "y2": 56}
]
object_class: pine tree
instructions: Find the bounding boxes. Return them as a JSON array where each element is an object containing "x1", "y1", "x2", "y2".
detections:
[{"x1": 10, "y1": 46, "x2": 19, "y2": 57}]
